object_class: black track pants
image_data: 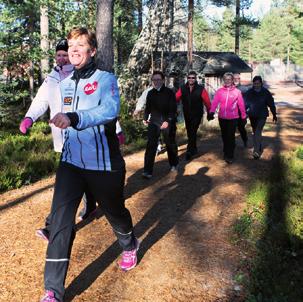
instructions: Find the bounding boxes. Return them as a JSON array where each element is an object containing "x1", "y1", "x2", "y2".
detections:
[
  {"x1": 184, "y1": 114, "x2": 203, "y2": 154},
  {"x1": 144, "y1": 122, "x2": 178, "y2": 174},
  {"x1": 219, "y1": 118, "x2": 238, "y2": 159},
  {"x1": 44, "y1": 162, "x2": 135, "y2": 301}
]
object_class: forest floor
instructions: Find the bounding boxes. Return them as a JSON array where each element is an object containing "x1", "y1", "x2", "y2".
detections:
[{"x1": 0, "y1": 83, "x2": 303, "y2": 302}]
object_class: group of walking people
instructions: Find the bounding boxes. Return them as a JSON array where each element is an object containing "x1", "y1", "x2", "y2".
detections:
[
  {"x1": 19, "y1": 25, "x2": 277, "y2": 302},
  {"x1": 139, "y1": 70, "x2": 277, "y2": 175}
]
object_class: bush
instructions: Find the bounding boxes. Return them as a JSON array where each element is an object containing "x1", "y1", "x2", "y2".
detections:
[{"x1": 0, "y1": 121, "x2": 59, "y2": 192}]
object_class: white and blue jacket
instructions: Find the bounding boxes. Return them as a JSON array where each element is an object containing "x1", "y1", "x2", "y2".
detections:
[{"x1": 60, "y1": 61, "x2": 124, "y2": 171}]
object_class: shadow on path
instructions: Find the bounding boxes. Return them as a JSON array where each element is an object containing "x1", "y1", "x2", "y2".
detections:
[
  {"x1": 65, "y1": 165, "x2": 211, "y2": 301},
  {"x1": 0, "y1": 184, "x2": 54, "y2": 213},
  {"x1": 228, "y1": 109, "x2": 303, "y2": 301}
]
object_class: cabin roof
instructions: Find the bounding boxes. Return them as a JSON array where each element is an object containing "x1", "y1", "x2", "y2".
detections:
[{"x1": 153, "y1": 51, "x2": 253, "y2": 76}]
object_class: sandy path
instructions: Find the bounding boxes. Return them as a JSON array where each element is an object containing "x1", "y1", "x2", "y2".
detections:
[{"x1": 0, "y1": 84, "x2": 302, "y2": 302}]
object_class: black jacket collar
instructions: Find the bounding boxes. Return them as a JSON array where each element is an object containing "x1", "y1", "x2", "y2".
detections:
[{"x1": 72, "y1": 60, "x2": 97, "y2": 81}]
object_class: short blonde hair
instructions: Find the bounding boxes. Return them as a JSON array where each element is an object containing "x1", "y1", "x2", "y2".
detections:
[
  {"x1": 67, "y1": 27, "x2": 97, "y2": 50},
  {"x1": 223, "y1": 72, "x2": 234, "y2": 80}
]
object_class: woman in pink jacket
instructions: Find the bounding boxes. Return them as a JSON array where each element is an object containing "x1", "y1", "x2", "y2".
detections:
[{"x1": 207, "y1": 72, "x2": 247, "y2": 164}]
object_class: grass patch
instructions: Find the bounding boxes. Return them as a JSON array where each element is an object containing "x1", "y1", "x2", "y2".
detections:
[
  {"x1": 232, "y1": 148, "x2": 303, "y2": 302},
  {"x1": 0, "y1": 122, "x2": 60, "y2": 192}
]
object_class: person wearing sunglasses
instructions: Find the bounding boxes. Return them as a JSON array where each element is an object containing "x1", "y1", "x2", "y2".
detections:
[{"x1": 175, "y1": 71, "x2": 211, "y2": 160}]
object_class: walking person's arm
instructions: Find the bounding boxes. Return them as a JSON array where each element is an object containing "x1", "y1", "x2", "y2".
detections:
[
  {"x1": 19, "y1": 79, "x2": 51, "y2": 133},
  {"x1": 237, "y1": 91, "x2": 247, "y2": 120},
  {"x1": 201, "y1": 88, "x2": 211, "y2": 113},
  {"x1": 266, "y1": 90, "x2": 277, "y2": 123}
]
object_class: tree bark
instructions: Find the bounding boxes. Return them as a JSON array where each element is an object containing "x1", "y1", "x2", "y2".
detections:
[
  {"x1": 235, "y1": 0, "x2": 240, "y2": 55},
  {"x1": 96, "y1": 0, "x2": 114, "y2": 72},
  {"x1": 40, "y1": 4, "x2": 49, "y2": 80},
  {"x1": 188, "y1": 0, "x2": 194, "y2": 70},
  {"x1": 137, "y1": 0, "x2": 143, "y2": 33}
]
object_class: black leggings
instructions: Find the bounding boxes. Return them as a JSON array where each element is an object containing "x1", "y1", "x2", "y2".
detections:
[
  {"x1": 219, "y1": 118, "x2": 238, "y2": 159},
  {"x1": 44, "y1": 162, "x2": 135, "y2": 301},
  {"x1": 144, "y1": 122, "x2": 178, "y2": 174}
]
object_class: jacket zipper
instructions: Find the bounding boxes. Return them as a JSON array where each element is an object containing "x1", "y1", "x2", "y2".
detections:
[{"x1": 224, "y1": 88, "x2": 230, "y2": 118}]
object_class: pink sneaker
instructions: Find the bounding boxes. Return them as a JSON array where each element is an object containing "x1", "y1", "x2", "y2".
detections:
[
  {"x1": 36, "y1": 228, "x2": 49, "y2": 242},
  {"x1": 40, "y1": 290, "x2": 61, "y2": 302},
  {"x1": 118, "y1": 239, "x2": 140, "y2": 271}
]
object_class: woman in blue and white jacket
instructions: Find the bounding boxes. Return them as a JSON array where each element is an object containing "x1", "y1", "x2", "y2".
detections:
[{"x1": 40, "y1": 28, "x2": 138, "y2": 302}]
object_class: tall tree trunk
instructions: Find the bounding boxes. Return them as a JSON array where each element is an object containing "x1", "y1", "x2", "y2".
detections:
[
  {"x1": 96, "y1": 0, "x2": 114, "y2": 72},
  {"x1": 168, "y1": 0, "x2": 175, "y2": 52},
  {"x1": 235, "y1": 0, "x2": 240, "y2": 55},
  {"x1": 40, "y1": 4, "x2": 49, "y2": 80},
  {"x1": 137, "y1": 0, "x2": 143, "y2": 33},
  {"x1": 188, "y1": 0, "x2": 194, "y2": 70},
  {"x1": 28, "y1": 13, "x2": 35, "y2": 101},
  {"x1": 117, "y1": 16, "x2": 122, "y2": 66}
]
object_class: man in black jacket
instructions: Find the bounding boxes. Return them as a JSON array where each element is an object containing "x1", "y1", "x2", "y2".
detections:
[
  {"x1": 142, "y1": 70, "x2": 178, "y2": 178},
  {"x1": 175, "y1": 71, "x2": 211, "y2": 160}
]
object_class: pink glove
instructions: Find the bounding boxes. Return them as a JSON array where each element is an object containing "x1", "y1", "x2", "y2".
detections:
[
  {"x1": 19, "y1": 117, "x2": 33, "y2": 134},
  {"x1": 117, "y1": 132, "x2": 125, "y2": 145}
]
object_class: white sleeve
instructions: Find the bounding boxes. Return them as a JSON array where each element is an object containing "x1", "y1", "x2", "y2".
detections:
[
  {"x1": 25, "y1": 79, "x2": 50, "y2": 122},
  {"x1": 115, "y1": 120, "x2": 122, "y2": 134},
  {"x1": 135, "y1": 87, "x2": 152, "y2": 111}
]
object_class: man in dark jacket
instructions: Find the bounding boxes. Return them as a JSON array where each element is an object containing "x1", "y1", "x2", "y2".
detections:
[
  {"x1": 245, "y1": 75, "x2": 277, "y2": 159},
  {"x1": 175, "y1": 71, "x2": 211, "y2": 160},
  {"x1": 142, "y1": 70, "x2": 178, "y2": 178}
]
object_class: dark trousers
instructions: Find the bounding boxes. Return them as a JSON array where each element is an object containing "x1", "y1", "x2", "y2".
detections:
[
  {"x1": 249, "y1": 117, "x2": 266, "y2": 153},
  {"x1": 219, "y1": 118, "x2": 238, "y2": 159},
  {"x1": 44, "y1": 162, "x2": 135, "y2": 301},
  {"x1": 184, "y1": 114, "x2": 203, "y2": 154},
  {"x1": 237, "y1": 118, "x2": 248, "y2": 143},
  {"x1": 44, "y1": 191, "x2": 96, "y2": 232},
  {"x1": 144, "y1": 122, "x2": 178, "y2": 174}
]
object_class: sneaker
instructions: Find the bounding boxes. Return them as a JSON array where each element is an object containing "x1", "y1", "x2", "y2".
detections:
[
  {"x1": 170, "y1": 165, "x2": 178, "y2": 172},
  {"x1": 253, "y1": 151, "x2": 260, "y2": 159},
  {"x1": 40, "y1": 290, "x2": 61, "y2": 302},
  {"x1": 78, "y1": 207, "x2": 97, "y2": 221},
  {"x1": 225, "y1": 158, "x2": 233, "y2": 164},
  {"x1": 118, "y1": 239, "x2": 140, "y2": 271},
  {"x1": 142, "y1": 172, "x2": 152, "y2": 179},
  {"x1": 224, "y1": 156, "x2": 233, "y2": 164},
  {"x1": 36, "y1": 228, "x2": 50, "y2": 242}
]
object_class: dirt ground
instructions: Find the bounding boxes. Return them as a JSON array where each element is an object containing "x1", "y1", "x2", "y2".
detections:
[{"x1": 0, "y1": 84, "x2": 303, "y2": 302}]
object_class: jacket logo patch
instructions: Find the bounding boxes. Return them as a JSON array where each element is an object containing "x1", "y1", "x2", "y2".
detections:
[
  {"x1": 84, "y1": 81, "x2": 98, "y2": 95},
  {"x1": 64, "y1": 97, "x2": 72, "y2": 105}
]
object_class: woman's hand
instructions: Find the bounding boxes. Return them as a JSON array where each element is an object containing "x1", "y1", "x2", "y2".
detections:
[
  {"x1": 49, "y1": 113, "x2": 71, "y2": 129},
  {"x1": 160, "y1": 121, "x2": 168, "y2": 129}
]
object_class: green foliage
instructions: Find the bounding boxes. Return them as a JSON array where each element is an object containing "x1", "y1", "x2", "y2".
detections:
[
  {"x1": 232, "y1": 149, "x2": 303, "y2": 301},
  {"x1": 252, "y1": 4, "x2": 303, "y2": 64},
  {"x1": 114, "y1": 0, "x2": 140, "y2": 71},
  {"x1": 193, "y1": 13, "x2": 210, "y2": 51},
  {"x1": 216, "y1": 8, "x2": 235, "y2": 52},
  {"x1": 252, "y1": 9, "x2": 291, "y2": 62},
  {"x1": 119, "y1": 95, "x2": 147, "y2": 151},
  {"x1": 0, "y1": 81, "x2": 29, "y2": 129},
  {"x1": 0, "y1": 122, "x2": 59, "y2": 192}
]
